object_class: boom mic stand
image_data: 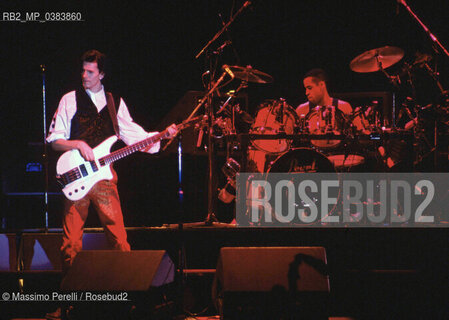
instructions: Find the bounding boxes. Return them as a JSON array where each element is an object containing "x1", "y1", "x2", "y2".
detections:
[
  {"x1": 397, "y1": 0, "x2": 449, "y2": 58},
  {"x1": 204, "y1": 66, "x2": 235, "y2": 225},
  {"x1": 194, "y1": 1, "x2": 251, "y2": 225}
]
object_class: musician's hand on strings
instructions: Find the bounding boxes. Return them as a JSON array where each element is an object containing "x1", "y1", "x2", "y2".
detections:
[
  {"x1": 51, "y1": 139, "x2": 95, "y2": 161},
  {"x1": 76, "y1": 141, "x2": 95, "y2": 161}
]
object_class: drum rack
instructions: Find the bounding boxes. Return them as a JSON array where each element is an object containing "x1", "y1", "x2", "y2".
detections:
[{"x1": 235, "y1": 131, "x2": 414, "y2": 172}]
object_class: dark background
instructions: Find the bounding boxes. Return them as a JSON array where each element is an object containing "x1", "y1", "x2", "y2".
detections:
[{"x1": 1, "y1": 0, "x2": 448, "y2": 228}]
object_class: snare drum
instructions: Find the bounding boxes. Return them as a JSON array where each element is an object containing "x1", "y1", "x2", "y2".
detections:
[
  {"x1": 250, "y1": 99, "x2": 299, "y2": 153},
  {"x1": 306, "y1": 106, "x2": 347, "y2": 149}
]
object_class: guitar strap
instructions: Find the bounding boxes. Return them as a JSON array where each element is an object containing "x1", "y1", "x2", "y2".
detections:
[{"x1": 106, "y1": 92, "x2": 120, "y2": 139}]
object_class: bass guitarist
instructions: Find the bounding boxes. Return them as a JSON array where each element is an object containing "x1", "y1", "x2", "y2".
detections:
[{"x1": 46, "y1": 49, "x2": 177, "y2": 275}]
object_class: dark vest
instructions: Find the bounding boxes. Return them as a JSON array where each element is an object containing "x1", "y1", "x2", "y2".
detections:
[{"x1": 69, "y1": 88, "x2": 120, "y2": 148}]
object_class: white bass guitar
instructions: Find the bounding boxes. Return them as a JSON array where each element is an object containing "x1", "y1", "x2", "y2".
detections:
[{"x1": 56, "y1": 119, "x2": 195, "y2": 201}]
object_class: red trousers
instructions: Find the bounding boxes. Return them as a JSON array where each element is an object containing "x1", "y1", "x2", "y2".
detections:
[{"x1": 61, "y1": 170, "x2": 130, "y2": 272}]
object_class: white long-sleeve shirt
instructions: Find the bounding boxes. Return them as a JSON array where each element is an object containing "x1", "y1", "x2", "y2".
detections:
[{"x1": 46, "y1": 86, "x2": 160, "y2": 153}]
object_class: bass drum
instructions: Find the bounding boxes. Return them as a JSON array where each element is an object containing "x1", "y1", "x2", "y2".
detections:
[
  {"x1": 250, "y1": 99, "x2": 299, "y2": 153},
  {"x1": 306, "y1": 106, "x2": 347, "y2": 149},
  {"x1": 327, "y1": 153, "x2": 365, "y2": 171},
  {"x1": 267, "y1": 148, "x2": 339, "y2": 223},
  {"x1": 268, "y1": 148, "x2": 336, "y2": 173}
]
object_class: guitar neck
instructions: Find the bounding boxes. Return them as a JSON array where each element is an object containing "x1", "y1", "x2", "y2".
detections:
[{"x1": 100, "y1": 130, "x2": 169, "y2": 165}]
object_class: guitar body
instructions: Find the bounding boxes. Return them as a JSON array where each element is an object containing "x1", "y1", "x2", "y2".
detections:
[
  {"x1": 55, "y1": 117, "x2": 198, "y2": 201},
  {"x1": 56, "y1": 136, "x2": 118, "y2": 201}
]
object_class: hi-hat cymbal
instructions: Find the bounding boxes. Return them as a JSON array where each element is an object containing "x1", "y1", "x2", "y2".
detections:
[
  {"x1": 227, "y1": 65, "x2": 273, "y2": 83},
  {"x1": 350, "y1": 46, "x2": 404, "y2": 73}
]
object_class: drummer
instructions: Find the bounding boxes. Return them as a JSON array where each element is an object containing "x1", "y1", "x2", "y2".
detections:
[{"x1": 296, "y1": 68, "x2": 352, "y2": 118}]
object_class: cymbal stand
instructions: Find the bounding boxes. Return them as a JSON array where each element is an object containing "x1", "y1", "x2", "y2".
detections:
[
  {"x1": 376, "y1": 56, "x2": 401, "y2": 89},
  {"x1": 217, "y1": 80, "x2": 248, "y2": 135},
  {"x1": 278, "y1": 98, "x2": 286, "y2": 133}
]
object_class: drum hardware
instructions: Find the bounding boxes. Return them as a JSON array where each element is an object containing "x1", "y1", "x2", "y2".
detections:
[
  {"x1": 195, "y1": 64, "x2": 272, "y2": 210},
  {"x1": 306, "y1": 105, "x2": 348, "y2": 149},
  {"x1": 215, "y1": 83, "x2": 253, "y2": 137},
  {"x1": 411, "y1": 104, "x2": 449, "y2": 171},
  {"x1": 192, "y1": 0, "x2": 256, "y2": 224},
  {"x1": 413, "y1": 53, "x2": 447, "y2": 97},
  {"x1": 214, "y1": 66, "x2": 275, "y2": 205},
  {"x1": 397, "y1": 0, "x2": 449, "y2": 171},
  {"x1": 350, "y1": 103, "x2": 382, "y2": 137},
  {"x1": 276, "y1": 98, "x2": 287, "y2": 132},
  {"x1": 349, "y1": 44, "x2": 447, "y2": 172},
  {"x1": 218, "y1": 158, "x2": 241, "y2": 204},
  {"x1": 212, "y1": 116, "x2": 233, "y2": 138}
]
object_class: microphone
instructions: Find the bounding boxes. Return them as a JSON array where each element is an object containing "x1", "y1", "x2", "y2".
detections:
[
  {"x1": 223, "y1": 64, "x2": 235, "y2": 78},
  {"x1": 243, "y1": 1, "x2": 252, "y2": 9}
]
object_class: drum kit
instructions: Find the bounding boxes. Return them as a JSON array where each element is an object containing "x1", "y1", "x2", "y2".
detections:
[
  {"x1": 216, "y1": 45, "x2": 448, "y2": 204},
  {"x1": 182, "y1": 0, "x2": 449, "y2": 221}
]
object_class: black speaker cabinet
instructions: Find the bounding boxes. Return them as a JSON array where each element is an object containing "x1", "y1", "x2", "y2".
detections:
[
  {"x1": 214, "y1": 246, "x2": 330, "y2": 319},
  {"x1": 61, "y1": 250, "x2": 174, "y2": 291}
]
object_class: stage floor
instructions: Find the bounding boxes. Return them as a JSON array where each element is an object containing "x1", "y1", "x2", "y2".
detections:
[{"x1": 1, "y1": 226, "x2": 449, "y2": 319}]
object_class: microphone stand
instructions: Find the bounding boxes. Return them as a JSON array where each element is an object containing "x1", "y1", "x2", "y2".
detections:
[
  {"x1": 195, "y1": 1, "x2": 252, "y2": 60},
  {"x1": 41, "y1": 64, "x2": 49, "y2": 232},
  {"x1": 398, "y1": 0, "x2": 448, "y2": 170},
  {"x1": 204, "y1": 67, "x2": 218, "y2": 225},
  {"x1": 194, "y1": 3, "x2": 249, "y2": 225},
  {"x1": 204, "y1": 59, "x2": 234, "y2": 225},
  {"x1": 398, "y1": 0, "x2": 449, "y2": 58},
  {"x1": 175, "y1": 132, "x2": 187, "y2": 316}
]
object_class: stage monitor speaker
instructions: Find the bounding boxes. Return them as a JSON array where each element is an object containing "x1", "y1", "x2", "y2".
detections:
[
  {"x1": 0, "y1": 234, "x2": 17, "y2": 271},
  {"x1": 21, "y1": 233, "x2": 62, "y2": 271},
  {"x1": 61, "y1": 250, "x2": 174, "y2": 291},
  {"x1": 82, "y1": 232, "x2": 110, "y2": 250},
  {"x1": 214, "y1": 247, "x2": 330, "y2": 319}
]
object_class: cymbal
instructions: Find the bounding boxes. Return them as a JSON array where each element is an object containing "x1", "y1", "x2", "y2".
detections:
[
  {"x1": 227, "y1": 65, "x2": 273, "y2": 83},
  {"x1": 350, "y1": 46, "x2": 404, "y2": 73}
]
